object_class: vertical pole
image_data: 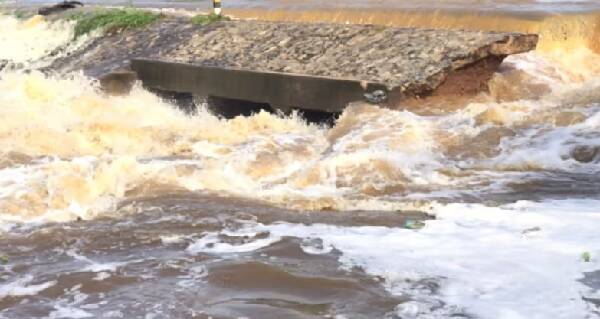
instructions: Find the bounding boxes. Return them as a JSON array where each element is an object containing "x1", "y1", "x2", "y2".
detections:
[{"x1": 213, "y1": 0, "x2": 222, "y2": 16}]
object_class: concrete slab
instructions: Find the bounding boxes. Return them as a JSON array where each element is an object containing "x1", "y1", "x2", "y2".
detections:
[
  {"x1": 39, "y1": 14, "x2": 538, "y2": 113},
  {"x1": 131, "y1": 58, "x2": 387, "y2": 113},
  {"x1": 167, "y1": 21, "x2": 538, "y2": 97}
]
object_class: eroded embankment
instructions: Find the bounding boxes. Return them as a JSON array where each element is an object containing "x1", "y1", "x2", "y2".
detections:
[
  {"x1": 4, "y1": 7, "x2": 538, "y2": 107},
  {"x1": 9, "y1": 6, "x2": 597, "y2": 112},
  {"x1": 219, "y1": 8, "x2": 600, "y2": 108}
]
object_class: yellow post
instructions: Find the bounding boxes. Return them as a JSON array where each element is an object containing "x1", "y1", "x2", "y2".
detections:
[{"x1": 213, "y1": 0, "x2": 222, "y2": 16}]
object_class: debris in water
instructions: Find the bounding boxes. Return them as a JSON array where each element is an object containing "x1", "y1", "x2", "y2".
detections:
[
  {"x1": 404, "y1": 219, "x2": 426, "y2": 230},
  {"x1": 582, "y1": 252, "x2": 592, "y2": 263},
  {"x1": 38, "y1": 1, "x2": 84, "y2": 16},
  {"x1": 364, "y1": 90, "x2": 388, "y2": 104},
  {"x1": 522, "y1": 226, "x2": 541, "y2": 235}
]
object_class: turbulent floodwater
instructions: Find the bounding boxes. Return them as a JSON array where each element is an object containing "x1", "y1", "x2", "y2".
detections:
[{"x1": 1, "y1": 9, "x2": 600, "y2": 319}]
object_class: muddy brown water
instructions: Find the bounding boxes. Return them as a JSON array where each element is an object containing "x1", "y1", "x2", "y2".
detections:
[
  {"x1": 1, "y1": 4, "x2": 600, "y2": 318},
  {"x1": 0, "y1": 194, "x2": 433, "y2": 318}
]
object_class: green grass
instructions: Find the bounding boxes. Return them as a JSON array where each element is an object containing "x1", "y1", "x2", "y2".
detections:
[
  {"x1": 191, "y1": 13, "x2": 230, "y2": 25},
  {"x1": 71, "y1": 9, "x2": 161, "y2": 38},
  {"x1": 0, "y1": 9, "x2": 32, "y2": 20},
  {"x1": 13, "y1": 10, "x2": 33, "y2": 20}
]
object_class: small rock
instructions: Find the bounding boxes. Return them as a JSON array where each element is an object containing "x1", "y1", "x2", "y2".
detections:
[
  {"x1": 364, "y1": 90, "x2": 388, "y2": 104},
  {"x1": 571, "y1": 145, "x2": 600, "y2": 163},
  {"x1": 38, "y1": 1, "x2": 83, "y2": 16},
  {"x1": 522, "y1": 226, "x2": 541, "y2": 235}
]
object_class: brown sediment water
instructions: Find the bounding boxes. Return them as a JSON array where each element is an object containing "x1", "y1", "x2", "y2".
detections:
[{"x1": 1, "y1": 7, "x2": 600, "y2": 319}]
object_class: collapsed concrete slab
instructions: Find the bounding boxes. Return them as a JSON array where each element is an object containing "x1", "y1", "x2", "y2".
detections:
[
  {"x1": 131, "y1": 21, "x2": 537, "y2": 112},
  {"x1": 46, "y1": 16, "x2": 537, "y2": 113},
  {"x1": 130, "y1": 59, "x2": 387, "y2": 113},
  {"x1": 167, "y1": 21, "x2": 537, "y2": 97}
]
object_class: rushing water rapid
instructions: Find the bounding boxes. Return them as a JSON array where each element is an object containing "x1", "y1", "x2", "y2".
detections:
[{"x1": 1, "y1": 11, "x2": 600, "y2": 319}]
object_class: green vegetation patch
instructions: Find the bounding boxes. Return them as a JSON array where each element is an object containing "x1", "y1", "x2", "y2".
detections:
[
  {"x1": 71, "y1": 9, "x2": 161, "y2": 38},
  {"x1": 191, "y1": 13, "x2": 230, "y2": 25},
  {"x1": 0, "y1": 9, "x2": 31, "y2": 20},
  {"x1": 13, "y1": 10, "x2": 34, "y2": 20}
]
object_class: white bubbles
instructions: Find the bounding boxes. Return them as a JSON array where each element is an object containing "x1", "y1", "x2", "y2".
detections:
[
  {"x1": 0, "y1": 275, "x2": 57, "y2": 299},
  {"x1": 0, "y1": 55, "x2": 599, "y2": 222},
  {"x1": 0, "y1": 14, "x2": 93, "y2": 70},
  {"x1": 0, "y1": 13, "x2": 599, "y2": 223},
  {"x1": 202, "y1": 199, "x2": 600, "y2": 318}
]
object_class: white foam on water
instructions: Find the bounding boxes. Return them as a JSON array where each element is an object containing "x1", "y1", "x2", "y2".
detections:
[
  {"x1": 43, "y1": 283, "x2": 96, "y2": 319},
  {"x1": 0, "y1": 15, "x2": 71, "y2": 62},
  {"x1": 0, "y1": 51, "x2": 598, "y2": 222},
  {"x1": 66, "y1": 250, "x2": 128, "y2": 272},
  {"x1": 160, "y1": 234, "x2": 187, "y2": 244},
  {"x1": 0, "y1": 275, "x2": 56, "y2": 298},
  {"x1": 186, "y1": 229, "x2": 281, "y2": 254},
  {"x1": 300, "y1": 237, "x2": 334, "y2": 255},
  {"x1": 491, "y1": 108, "x2": 600, "y2": 171},
  {"x1": 92, "y1": 272, "x2": 111, "y2": 281},
  {"x1": 0, "y1": 14, "x2": 93, "y2": 69},
  {"x1": 48, "y1": 306, "x2": 93, "y2": 319},
  {"x1": 190, "y1": 200, "x2": 600, "y2": 318}
]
